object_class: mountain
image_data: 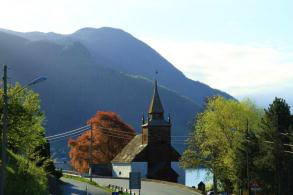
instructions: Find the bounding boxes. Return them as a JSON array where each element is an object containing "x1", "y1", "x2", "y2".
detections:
[
  {"x1": 2, "y1": 27, "x2": 232, "y2": 105},
  {"x1": 0, "y1": 27, "x2": 233, "y2": 154}
]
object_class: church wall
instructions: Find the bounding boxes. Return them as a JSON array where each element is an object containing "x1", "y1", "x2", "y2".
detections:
[
  {"x1": 171, "y1": 162, "x2": 185, "y2": 184},
  {"x1": 112, "y1": 163, "x2": 131, "y2": 178},
  {"x1": 131, "y1": 162, "x2": 148, "y2": 178}
]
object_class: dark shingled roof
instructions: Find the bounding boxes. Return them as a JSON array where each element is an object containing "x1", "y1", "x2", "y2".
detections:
[
  {"x1": 112, "y1": 133, "x2": 180, "y2": 163},
  {"x1": 112, "y1": 134, "x2": 147, "y2": 163}
]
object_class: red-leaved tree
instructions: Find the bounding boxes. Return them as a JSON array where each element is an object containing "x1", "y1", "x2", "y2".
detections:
[{"x1": 68, "y1": 111, "x2": 135, "y2": 173}]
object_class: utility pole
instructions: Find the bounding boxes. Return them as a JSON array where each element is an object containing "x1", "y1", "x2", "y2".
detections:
[
  {"x1": 89, "y1": 125, "x2": 93, "y2": 182},
  {"x1": 1, "y1": 65, "x2": 8, "y2": 195},
  {"x1": 246, "y1": 119, "x2": 250, "y2": 195},
  {"x1": 0, "y1": 67, "x2": 46, "y2": 195}
]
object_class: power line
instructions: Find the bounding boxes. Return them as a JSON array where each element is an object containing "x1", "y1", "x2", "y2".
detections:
[
  {"x1": 283, "y1": 143, "x2": 293, "y2": 147},
  {"x1": 284, "y1": 151, "x2": 293, "y2": 154},
  {"x1": 102, "y1": 133, "x2": 134, "y2": 140},
  {"x1": 47, "y1": 124, "x2": 135, "y2": 138},
  {"x1": 46, "y1": 125, "x2": 90, "y2": 138},
  {"x1": 46, "y1": 124, "x2": 293, "y2": 150},
  {"x1": 280, "y1": 132, "x2": 293, "y2": 136},
  {"x1": 171, "y1": 142, "x2": 188, "y2": 145},
  {"x1": 47, "y1": 128, "x2": 90, "y2": 140},
  {"x1": 263, "y1": 140, "x2": 274, "y2": 144},
  {"x1": 47, "y1": 127, "x2": 91, "y2": 141},
  {"x1": 99, "y1": 129, "x2": 133, "y2": 139},
  {"x1": 98, "y1": 126, "x2": 135, "y2": 136},
  {"x1": 47, "y1": 126, "x2": 134, "y2": 142},
  {"x1": 46, "y1": 125, "x2": 90, "y2": 139},
  {"x1": 48, "y1": 136, "x2": 84, "y2": 143},
  {"x1": 48, "y1": 130, "x2": 94, "y2": 142},
  {"x1": 46, "y1": 123, "x2": 193, "y2": 141},
  {"x1": 262, "y1": 140, "x2": 293, "y2": 148},
  {"x1": 47, "y1": 124, "x2": 190, "y2": 143},
  {"x1": 47, "y1": 131, "x2": 90, "y2": 141}
]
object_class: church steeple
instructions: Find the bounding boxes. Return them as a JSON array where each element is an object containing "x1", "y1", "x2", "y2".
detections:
[{"x1": 148, "y1": 80, "x2": 164, "y2": 120}]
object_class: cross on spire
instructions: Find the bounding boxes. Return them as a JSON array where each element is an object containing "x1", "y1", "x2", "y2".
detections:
[
  {"x1": 148, "y1": 79, "x2": 164, "y2": 120},
  {"x1": 155, "y1": 70, "x2": 158, "y2": 80}
]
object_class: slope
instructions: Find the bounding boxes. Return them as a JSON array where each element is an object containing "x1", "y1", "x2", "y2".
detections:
[
  {"x1": 0, "y1": 31, "x2": 200, "y2": 153},
  {"x1": 2, "y1": 27, "x2": 233, "y2": 105}
]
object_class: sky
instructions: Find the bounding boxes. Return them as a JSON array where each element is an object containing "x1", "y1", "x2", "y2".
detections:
[{"x1": 0, "y1": 0, "x2": 292, "y2": 108}]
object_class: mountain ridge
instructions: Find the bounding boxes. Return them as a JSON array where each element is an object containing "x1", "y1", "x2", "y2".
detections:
[
  {"x1": 0, "y1": 27, "x2": 233, "y2": 154},
  {"x1": 0, "y1": 30, "x2": 201, "y2": 154},
  {"x1": 0, "y1": 27, "x2": 232, "y2": 105}
]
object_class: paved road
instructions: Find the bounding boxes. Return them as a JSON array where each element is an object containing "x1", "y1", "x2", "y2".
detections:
[
  {"x1": 61, "y1": 177, "x2": 110, "y2": 195},
  {"x1": 93, "y1": 178, "x2": 201, "y2": 195}
]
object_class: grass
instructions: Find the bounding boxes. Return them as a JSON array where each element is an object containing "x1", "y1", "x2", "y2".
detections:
[
  {"x1": 5, "y1": 150, "x2": 49, "y2": 195},
  {"x1": 63, "y1": 174, "x2": 130, "y2": 195}
]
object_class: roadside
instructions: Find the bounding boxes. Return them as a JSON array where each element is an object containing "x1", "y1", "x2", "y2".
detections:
[
  {"x1": 92, "y1": 177, "x2": 202, "y2": 195},
  {"x1": 61, "y1": 177, "x2": 110, "y2": 195},
  {"x1": 61, "y1": 173, "x2": 202, "y2": 195}
]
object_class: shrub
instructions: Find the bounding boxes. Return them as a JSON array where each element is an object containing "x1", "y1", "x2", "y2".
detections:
[{"x1": 5, "y1": 151, "x2": 49, "y2": 195}]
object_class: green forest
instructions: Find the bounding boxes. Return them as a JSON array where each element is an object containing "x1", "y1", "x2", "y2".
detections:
[{"x1": 180, "y1": 96, "x2": 293, "y2": 194}]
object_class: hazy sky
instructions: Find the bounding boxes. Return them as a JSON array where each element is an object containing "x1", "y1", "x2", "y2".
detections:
[{"x1": 1, "y1": 0, "x2": 292, "y2": 107}]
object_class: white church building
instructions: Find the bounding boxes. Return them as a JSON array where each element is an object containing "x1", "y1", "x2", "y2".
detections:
[{"x1": 111, "y1": 80, "x2": 185, "y2": 184}]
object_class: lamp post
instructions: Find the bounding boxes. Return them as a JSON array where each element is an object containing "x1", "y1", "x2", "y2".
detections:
[
  {"x1": 246, "y1": 119, "x2": 250, "y2": 195},
  {"x1": 0, "y1": 65, "x2": 47, "y2": 195},
  {"x1": 89, "y1": 124, "x2": 93, "y2": 182},
  {"x1": 0, "y1": 65, "x2": 8, "y2": 195}
]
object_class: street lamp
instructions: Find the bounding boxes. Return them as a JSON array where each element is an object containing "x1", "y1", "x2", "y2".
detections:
[
  {"x1": 27, "y1": 76, "x2": 48, "y2": 86},
  {"x1": 0, "y1": 65, "x2": 47, "y2": 195},
  {"x1": 13, "y1": 76, "x2": 48, "y2": 95}
]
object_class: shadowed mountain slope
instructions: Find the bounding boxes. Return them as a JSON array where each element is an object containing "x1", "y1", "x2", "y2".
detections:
[
  {"x1": 3, "y1": 27, "x2": 232, "y2": 105},
  {"x1": 0, "y1": 31, "x2": 203, "y2": 153}
]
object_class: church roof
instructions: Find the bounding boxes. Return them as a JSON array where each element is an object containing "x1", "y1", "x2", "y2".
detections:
[
  {"x1": 112, "y1": 134, "x2": 181, "y2": 163},
  {"x1": 111, "y1": 134, "x2": 147, "y2": 163},
  {"x1": 148, "y1": 80, "x2": 164, "y2": 114}
]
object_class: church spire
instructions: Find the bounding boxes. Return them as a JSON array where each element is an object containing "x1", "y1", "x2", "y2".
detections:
[{"x1": 148, "y1": 80, "x2": 164, "y2": 120}]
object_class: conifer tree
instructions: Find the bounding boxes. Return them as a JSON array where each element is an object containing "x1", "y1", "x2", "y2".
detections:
[{"x1": 256, "y1": 98, "x2": 293, "y2": 195}]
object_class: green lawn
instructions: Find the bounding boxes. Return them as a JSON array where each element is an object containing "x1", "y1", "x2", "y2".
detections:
[{"x1": 63, "y1": 174, "x2": 130, "y2": 195}]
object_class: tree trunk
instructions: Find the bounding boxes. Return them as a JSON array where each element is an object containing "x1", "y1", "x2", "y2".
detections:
[{"x1": 213, "y1": 174, "x2": 218, "y2": 194}]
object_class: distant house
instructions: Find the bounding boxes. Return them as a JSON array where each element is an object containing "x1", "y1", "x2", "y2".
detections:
[{"x1": 111, "y1": 80, "x2": 185, "y2": 183}]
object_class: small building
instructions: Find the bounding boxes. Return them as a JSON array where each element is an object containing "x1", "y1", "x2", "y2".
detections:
[
  {"x1": 91, "y1": 163, "x2": 112, "y2": 176},
  {"x1": 112, "y1": 80, "x2": 184, "y2": 183}
]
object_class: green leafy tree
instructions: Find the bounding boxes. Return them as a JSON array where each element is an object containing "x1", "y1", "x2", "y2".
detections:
[
  {"x1": 180, "y1": 96, "x2": 263, "y2": 193},
  {"x1": 0, "y1": 83, "x2": 52, "y2": 194},
  {"x1": 0, "y1": 83, "x2": 61, "y2": 179},
  {"x1": 0, "y1": 83, "x2": 46, "y2": 156}
]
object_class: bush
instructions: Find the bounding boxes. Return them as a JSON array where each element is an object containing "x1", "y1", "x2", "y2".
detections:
[
  {"x1": 42, "y1": 159, "x2": 63, "y2": 179},
  {"x1": 5, "y1": 151, "x2": 49, "y2": 195}
]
